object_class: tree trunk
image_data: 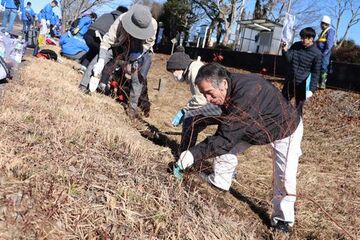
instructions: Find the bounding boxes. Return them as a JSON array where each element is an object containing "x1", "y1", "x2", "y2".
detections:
[
  {"x1": 216, "y1": 21, "x2": 222, "y2": 45},
  {"x1": 221, "y1": 0, "x2": 237, "y2": 46},
  {"x1": 337, "y1": 25, "x2": 351, "y2": 48},
  {"x1": 222, "y1": 22, "x2": 230, "y2": 46},
  {"x1": 206, "y1": 20, "x2": 216, "y2": 47}
]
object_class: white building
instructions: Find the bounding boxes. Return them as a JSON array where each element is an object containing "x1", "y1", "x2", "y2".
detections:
[{"x1": 234, "y1": 19, "x2": 284, "y2": 55}]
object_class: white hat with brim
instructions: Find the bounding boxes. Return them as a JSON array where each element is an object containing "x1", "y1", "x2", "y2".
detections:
[
  {"x1": 321, "y1": 15, "x2": 331, "y2": 25},
  {"x1": 121, "y1": 4, "x2": 155, "y2": 40}
]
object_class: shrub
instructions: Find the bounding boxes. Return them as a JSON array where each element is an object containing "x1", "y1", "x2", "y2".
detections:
[{"x1": 332, "y1": 40, "x2": 360, "y2": 64}]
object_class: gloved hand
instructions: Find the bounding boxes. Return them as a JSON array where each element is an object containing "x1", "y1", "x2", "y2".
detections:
[
  {"x1": 46, "y1": 20, "x2": 50, "y2": 26},
  {"x1": 0, "y1": 5, "x2": 5, "y2": 12},
  {"x1": 172, "y1": 163, "x2": 184, "y2": 180},
  {"x1": 306, "y1": 91, "x2": 313, "y2": 100},
  {"x1": 95, "y1": 30, "x2": 103, "y2": 41},
  {"x1": 171, "y1": 109, "x2": 185, "y2": 127},
  {"x1": 93, "y1": 59, "x2": 105, "y2": 77},
  {"x1": 177, "y1": 150, "x2": 194, "y2": 170},
  {"x1": 71, "y1": 27, "x2": 80, "y2": 35}
]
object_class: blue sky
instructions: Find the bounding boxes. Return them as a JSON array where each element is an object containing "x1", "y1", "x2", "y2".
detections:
[{"x1": 30, "y1": 0, "x2": 360, "y2": 44}]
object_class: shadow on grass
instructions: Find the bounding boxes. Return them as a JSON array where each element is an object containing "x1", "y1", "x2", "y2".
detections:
[
  {"x1": 0, "y1": 79, "x2": 9, "y2": 84},
  {"x1": 229, "y1": 187, "x2": 272, "y2": 228},
  {"x1": 138, "y1": 119, "x2": 180, "y2": 156}
]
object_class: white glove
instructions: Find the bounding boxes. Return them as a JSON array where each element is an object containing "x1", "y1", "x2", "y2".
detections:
[
  {"x1": 177, "y1": 150, "x2": 194, "y2": 170},
  {"x1": 95, "y1": 30, "x2": 103, "y2": 41},
  {"x1": 306, "y1": 91, "x2": 313, "y2": 100},
  {"x1": 46, "y1": 20, "x2": 50, "y2": 26},
  {"x1": 93, "y1": 59, "x2": 105, "y2": 77},
  {"x1": 0, "y1": 5, "x2": 5, "y2": 12}
]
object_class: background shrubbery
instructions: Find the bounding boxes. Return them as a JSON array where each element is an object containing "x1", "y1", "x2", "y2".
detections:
[{"x1": 332, "y1": 40, "x2": 360, "y2": 64}]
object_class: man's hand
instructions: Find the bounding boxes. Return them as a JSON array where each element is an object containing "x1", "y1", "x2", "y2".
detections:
[
  {"x1": 306, "y1": 91, "x2": 313, "y2": 100},
  {"x1": 281, "y1": 41, "x2": 288, "y2": 52},
  {"x1": 46, "y1": 20, "x2": 50, "y2": 26},
  {"x1": 71, "y1": 27, "x2": 80, "y2": 35},
  {"x1": 0, "y1": 5, "x2": 5, "y2": 12},
  {"x1": 93, "y1": 59, "x2": 105, "y2": 77},
  {"x1": 171, "y1": 109, "x2": 185, "y2": 127},
  {"x1": 177, "y1": 150, "x2": 194, "y2": 170}
]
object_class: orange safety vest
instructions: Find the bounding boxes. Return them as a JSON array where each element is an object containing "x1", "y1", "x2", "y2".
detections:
[{"x1": 318, "y1": 27, "x2": 330, "y2": 43}]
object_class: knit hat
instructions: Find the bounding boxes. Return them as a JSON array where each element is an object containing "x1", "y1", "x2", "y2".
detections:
[{"x1": 166, "y1": 47, "x2": 192, "y2": 71}]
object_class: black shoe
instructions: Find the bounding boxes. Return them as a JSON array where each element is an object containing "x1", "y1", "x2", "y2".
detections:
[
  {"x1": 126, "y1": 107, "x2": 141, "y2": 120},
  {"x1": 79, "y1": 85, "x2": 90, "y2": 94},
  {"x1": 143, "y1": 108, "x2": 150, "y2": 118},
  {"x1": 273, "y1": 220, "x2": 291, "y2": 233}
]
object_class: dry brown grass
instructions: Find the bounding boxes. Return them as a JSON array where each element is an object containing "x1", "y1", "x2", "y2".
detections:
[{"x1": 0, "y1": 48, "x2": 358, "y2": 239}]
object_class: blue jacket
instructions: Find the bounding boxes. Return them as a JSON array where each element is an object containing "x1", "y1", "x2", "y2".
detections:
[
  {"x1": 50, "y1": 13, "x2": 59, "y2": 25},
  {"x1": 22, "y1": 6, "x2": 36, "y2": 21},
  {"x1": 1, "y1": 0, "x2": 24, "y2": 10},
  {"x1": 317, "y1": 27, "x2": 335, "y2": 55},
  {"x1": 38, "y1": 3, "x2": 54, "y2": 21},
  {"x1": 76, "y1": 15, "x2": 93, "y2": 36},
  {"x1": 59, "y1": 33, "x2": 89, "y2": 56}
]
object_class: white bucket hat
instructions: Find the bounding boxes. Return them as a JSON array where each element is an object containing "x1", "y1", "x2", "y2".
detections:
[{"x1": 121, "y1": 4, "x2": 155, "y2": 40}]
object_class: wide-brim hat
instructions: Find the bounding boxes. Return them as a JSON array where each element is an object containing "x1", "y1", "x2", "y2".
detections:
[{"x1": 121, "y1": 4, "x2": 155, "y2": 40}]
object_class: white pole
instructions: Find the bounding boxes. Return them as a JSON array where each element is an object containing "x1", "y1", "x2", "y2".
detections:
[
  {"x1": 171, "y1": 43, "x2": 175, "y2": 55},
  {"x1": 234, "y1": 0, "x2": 246, "y2": 50},
  {"x1": 202, "y1": 26, "x2": 209, "y2": 48},
  {"x1": 287, "y1": 0, "x2": 292, "y2": 13}
]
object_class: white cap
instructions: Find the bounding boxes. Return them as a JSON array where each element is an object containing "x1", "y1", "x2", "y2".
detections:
[{"x1": 321, "y1": 15, "x2": 331, "y2": 25}]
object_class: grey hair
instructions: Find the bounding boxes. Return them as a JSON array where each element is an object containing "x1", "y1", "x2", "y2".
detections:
[{"x1": 195, "y1": 62, "x2": 231, "y2": 88}]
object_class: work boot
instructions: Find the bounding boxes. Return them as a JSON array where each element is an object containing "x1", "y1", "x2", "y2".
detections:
[
  {"x1": 79, "y1": 85, "x2": 90, "y2": 95},
  {"x1": 78, "y1": 65, "x2": 87, "y2": 75},
  {"x1": 319, "y1": 72, "x2": 327, "y2": 90},
  {"x1": 126, "y1": 107, "x2": 141, "y2": 120},
  {"x1": 142, "y1": 108, "x2": 150, "y2": 118},
  {"x1": 272, "y1": 220, "x2": 292, "y2": 233}
]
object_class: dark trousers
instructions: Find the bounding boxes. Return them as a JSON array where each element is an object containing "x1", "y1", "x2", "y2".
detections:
[
  {"x1": 136, "y1": 52, "x2": 152, "y2": 112},
  {"x1": 282, "y1": 80, "x2": 306, "y2": 116},
  {"x1": 180, "y1": 115, "x2": 219, "y2": 153},
  {"x1": 99, "y1": 53, "x2": 151, "y2": 112},
  {"x1": 82, "y1": 29, "x2": 101, "y2": 67},
  {"x1": 49, "y1": 24, "x2": 55, "y2": 38}
]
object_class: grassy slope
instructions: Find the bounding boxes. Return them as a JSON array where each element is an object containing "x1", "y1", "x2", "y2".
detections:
[{"x1": 0, "y1": 50, "x2": 358, "y2": 239}]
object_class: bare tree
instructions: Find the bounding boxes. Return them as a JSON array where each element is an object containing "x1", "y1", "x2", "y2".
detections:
[
  {"x1": 220, "y1": 0, "x2": 241, "y2": 46},
  {"x1": 192, "y1": 0, "x2": 220, "y2": 46},
  {"x1": 331, "y1": 0, "x2": 349, "y2": 42},
  {"x1": 61, "y1": 0, "x2": 116, "y2": 31},
  {"x1": 266, "y1": 0, "x2": 323, "y2": 32},
  {"x1": 131, "y1": 0, "x2": 154, "y2": 7},
  {"x1": 336, "y1": 0, "x2": 360, "y2": 48},
  {"x1": 253, "y1": 0, "x2": 264, "y2": 19},
  {"x1": 151, "y1": 2, "x2": 164, "y2": 20},
  {"x1": 192, "y1": 0, "x2": 243, "y2": 46}
]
